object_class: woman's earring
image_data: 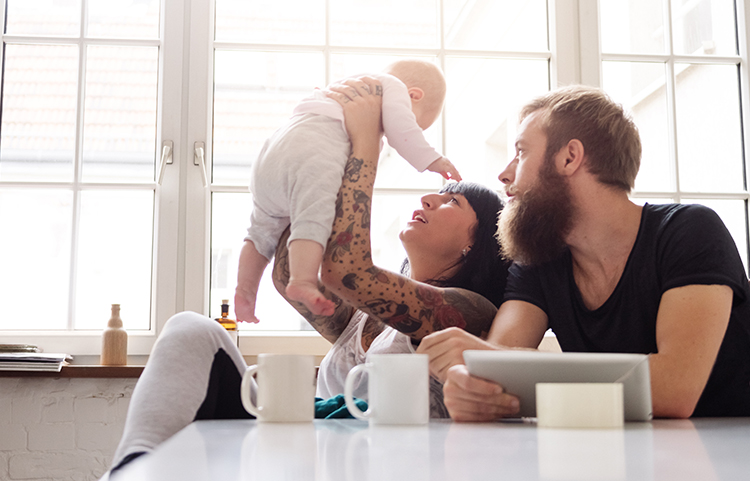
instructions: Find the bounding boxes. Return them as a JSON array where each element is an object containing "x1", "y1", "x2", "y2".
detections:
[{"x1": 461, "y1": 248, "x2": 468, "y2": 257}]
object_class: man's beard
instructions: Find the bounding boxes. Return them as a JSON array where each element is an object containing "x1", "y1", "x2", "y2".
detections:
[{"x1": 497, "y1": 159, "x2": 574, "y2": 266}]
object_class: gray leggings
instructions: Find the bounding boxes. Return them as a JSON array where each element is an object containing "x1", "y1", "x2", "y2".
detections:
[{"x1": 111, "y1": 312, "x2": 251, "y2": 469}]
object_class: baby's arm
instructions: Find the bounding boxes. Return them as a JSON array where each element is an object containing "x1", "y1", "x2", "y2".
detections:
[
  {"x1": 426, "y1": 156, "x2": 462, "y2": 181},
  {"x1": 379, "y1": 76, "x2": 446, "y2": 173}
]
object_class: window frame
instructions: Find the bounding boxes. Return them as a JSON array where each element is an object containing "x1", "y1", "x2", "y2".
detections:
[{"x1": 3, "y1": 0, "x2": 749, "y2": 356}]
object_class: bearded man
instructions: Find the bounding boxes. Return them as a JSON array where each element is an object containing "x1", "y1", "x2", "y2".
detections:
[{"x1": 418, "y1": 85, "x2": 750, "y2": 420}]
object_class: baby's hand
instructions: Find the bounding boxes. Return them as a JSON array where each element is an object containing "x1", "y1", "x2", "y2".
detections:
[{"x1": 427, "y1": 157, "x2": 462, "y2": 182}]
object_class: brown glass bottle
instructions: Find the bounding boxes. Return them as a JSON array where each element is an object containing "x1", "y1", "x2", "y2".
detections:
[{"x1": 215, "y1": 299, "x2": 238, "y2": 345}]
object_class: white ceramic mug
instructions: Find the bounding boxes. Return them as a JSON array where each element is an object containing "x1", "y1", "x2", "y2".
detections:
[
  {"x1": 240, "y1": 353, "x2": 315, "y2": 422},
  {"x1": 344, "y1": 353, "x2": 429, "y2": 425}
]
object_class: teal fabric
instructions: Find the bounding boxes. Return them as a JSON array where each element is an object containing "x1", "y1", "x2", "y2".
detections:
[{"x1": 315, "y1": 395, "x2": 368, "y2": 419}]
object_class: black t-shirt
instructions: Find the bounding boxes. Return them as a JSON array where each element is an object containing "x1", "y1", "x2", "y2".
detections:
[{"x1": 504, "y1": 203, "x2": 750, "y2": 416}]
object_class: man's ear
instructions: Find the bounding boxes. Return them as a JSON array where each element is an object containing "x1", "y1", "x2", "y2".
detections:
[
  {"x1": 555, "y1": 139, "x2": 585, "y2": 177},
  {"x1": 408, "y1": 87, "x2": 424, "y2": 101}
]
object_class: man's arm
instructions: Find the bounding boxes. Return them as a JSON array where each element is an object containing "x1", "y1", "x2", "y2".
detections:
[
  {"x1": 487, "y1": 300, "x2": 549, "y2": 347},
  {"x1": 418, "y1": 300, "x2": 548, "y2": 381},
  {"x1": 417, "y1": 300, "x2": 548, "y2": 421},
  {"x1": 649, "y1": 284, "x2": 732, "y2": 418}
]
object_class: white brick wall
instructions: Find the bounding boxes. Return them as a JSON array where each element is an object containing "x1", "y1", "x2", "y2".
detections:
[{"x1": 0, "y1": 377, "x2": 136, "y2": 481}]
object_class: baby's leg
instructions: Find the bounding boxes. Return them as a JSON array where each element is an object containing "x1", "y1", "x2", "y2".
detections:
[
  {"x1": 235, "y1": 240, "x2": 270, "y2": 324},
  {"x1": 286, "y1": 239, "x2": 336, "y2": 316}
]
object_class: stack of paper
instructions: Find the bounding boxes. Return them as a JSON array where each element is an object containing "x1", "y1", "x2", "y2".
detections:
[
  {"x1": 0, "y1": 344, "x2": 41, "y2": 353},
  {"x1": 0, "y1": 352, "x2": 72, "y2": 372}
]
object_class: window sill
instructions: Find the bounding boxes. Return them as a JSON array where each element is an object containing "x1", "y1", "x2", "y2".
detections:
[{"x1": 0, "y1": 364, "x2": 145, "y2": 378}]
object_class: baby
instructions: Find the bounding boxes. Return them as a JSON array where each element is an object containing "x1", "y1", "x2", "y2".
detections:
[{"x1": 236, "y1": 59, "x2": 460, "y2": 323}]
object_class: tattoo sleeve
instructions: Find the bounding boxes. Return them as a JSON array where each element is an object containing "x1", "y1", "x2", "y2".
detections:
[
  {"x1": 321, "y1": 151, "x2": 498, "y2": 340},
  {"x1": 272, "y1": 228, "x2": 354, "y2": 344}
]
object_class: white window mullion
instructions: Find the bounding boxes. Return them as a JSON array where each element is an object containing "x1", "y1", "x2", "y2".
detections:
[
  {"x1": 182, "y1": 0, "x2": 214, "y2": 316},
  {"x1": 550, "y1": 0, "x2": 599, "y2": 87},
  {"x1": 67, "y1": 5, "x2": 88, "y2": 331},
  {"x1": 150, "y1": 0, "x2": 190, "y2": 344},
  {"x1": 663, "y1": 0, "x2": 682, "y2": 203},
  {"x1": 738, "y1": 0, "x2": 750, "y2": 194},
  {"x1": 578, "y1": 0, "x2": 602, "y2": 87}
]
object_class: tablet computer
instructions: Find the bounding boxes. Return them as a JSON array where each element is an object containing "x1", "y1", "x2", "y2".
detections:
[{"x1": 463, "y1": 350, "x2": 653, "y2": 421}]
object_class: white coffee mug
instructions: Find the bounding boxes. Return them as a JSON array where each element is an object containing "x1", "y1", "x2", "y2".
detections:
[
  {"x1": 344, "y1": 353, "x2": 429, "y2": 425},
  {"x1": 240, "y1": 353, "x2": 315, "y2": 422}
]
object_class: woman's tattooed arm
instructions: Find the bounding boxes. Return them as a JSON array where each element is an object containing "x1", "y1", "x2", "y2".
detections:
[
  {"x1": 272, "y1": 227, "x2": 355, "y2": 344},
  {"x1": 321, "y1": 151, "x2": 498, "y2": 341}
]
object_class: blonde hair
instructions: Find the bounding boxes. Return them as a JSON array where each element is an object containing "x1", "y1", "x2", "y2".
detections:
[
  {"x1": 384, "y1": 59, "x2": 446, "y2": 117},
  {"x1": 520, "y1": 85, "x2": 642, "y2": 192}
]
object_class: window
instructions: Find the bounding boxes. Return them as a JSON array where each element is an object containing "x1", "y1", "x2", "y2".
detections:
[
  {"x1": 206, "y1": 0, "x2": 552, "y2": 335},
  {"x1": 598, "y1": 0, "x2": 749, "y2": 270},
  {"x1": 0, "y1": 0, "x2": 182, "y2": 355},
  {"x1": 1, "y1": 0, "x2": 749, "y2": 356}
]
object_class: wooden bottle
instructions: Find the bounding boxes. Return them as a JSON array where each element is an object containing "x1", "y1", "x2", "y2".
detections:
[{"x1": 101, "y1": 304, "x2": 128, "y2": 365}]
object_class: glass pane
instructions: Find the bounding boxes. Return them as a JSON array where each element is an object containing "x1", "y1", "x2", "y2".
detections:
[
  {"x1": 444, "y1": 0, "x2": 548, "y2": 51},
  {"x1": 675, "y1": 64, "x2": 743, "y2": 192},
  {"x1": 683, "y1": 199, "x2": 747, "y2": 272},
  {"x1": 329, "y1": 0, "x2": 438, "y2": 48},
  {"x1": 87, "y1": 0, "x2": 160, "y2": 39},
  {"x1": 600, "y1": 0, "x2": 666, "y2": 54},
  {"x1": 212, "y1": 51, "x2": 325, "y2": 186},
  {"x1": 0, "y1": 189, "x2": 72, "y2": 330},
  {"x1": 75, "y1": 191, "x2": 153, "y2": 330},
  {"x1": 0, "y1": 44, "x2": 79, "y2": 182},
  {"x1": 210, "y1": 193, "x2": 308, "y2": 331},
  {"x1": 215, "y1": 0, "x2": 325, "y2": 44},
  {"x1": 330, "y1": 53, "x2": 444, "y2": 191},
  {"x1": 209, "y1": 192, "x2": 425, "y2": 330},
  {"x1": 444, "y1": 57, "x2": 549, "y2": 191},
  {"x1": 5, "y1": 0, "x2": 81, "y2": 36},
  {"x1": 671, "y1": 0, "x2": 737, "y2": 56},
  {"x1": 371, "y1": 193, "x2": 424, "y2": 272},
  {"x1": 602, "y1": 61, "x2": 672, "y2": 192},
  {"x1": 82, "y1": 46, "x2": 159, "y2": 183}
]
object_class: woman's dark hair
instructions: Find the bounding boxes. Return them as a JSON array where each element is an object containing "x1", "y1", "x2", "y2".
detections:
[{"x1": 401, "y1": 182, "x2": 510, "y2": 307}]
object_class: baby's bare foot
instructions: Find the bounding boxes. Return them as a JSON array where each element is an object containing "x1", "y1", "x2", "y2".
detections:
[
  {"x1": 234, "y1": 291, "x2": 261, "y2": 323},
  {"x1": 286, "y1": 280, "x2": 336, "y2": 316}
]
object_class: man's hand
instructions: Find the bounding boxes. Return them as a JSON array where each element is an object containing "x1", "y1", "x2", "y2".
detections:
[
  {"x1": 442, "y1": 364, "x2": 520, "y2": 421},
  {"x1": 416, "y1": 327, "x2": 496, "y2": 382}
]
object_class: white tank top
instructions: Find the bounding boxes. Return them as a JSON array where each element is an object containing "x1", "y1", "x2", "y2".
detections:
[{"x1": 316, "y1": 311, "x2": 449, "y2": 418}]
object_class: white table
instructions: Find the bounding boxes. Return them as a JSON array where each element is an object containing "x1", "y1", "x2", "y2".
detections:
[{"x1": 117, "y1": 418, "x2": 750, "y2": 480}]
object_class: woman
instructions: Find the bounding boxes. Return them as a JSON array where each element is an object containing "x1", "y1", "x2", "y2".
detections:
[
  {"x1": 107, "y1": 76, "x2": 509, "y2": 476},
  {"x1": 267, "y1": 77, "x2": 508, "y2": 417}
]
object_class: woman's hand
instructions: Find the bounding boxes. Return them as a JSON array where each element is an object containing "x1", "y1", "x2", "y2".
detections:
[{"x1": 325, "y1": 76, "x2": 383, "y2": 146}]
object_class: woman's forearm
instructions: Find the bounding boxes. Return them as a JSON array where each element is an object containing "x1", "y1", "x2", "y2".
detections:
[
  {"x1": 272, "y1": 228, "x2": 354, "y2": 344},
  {"x1": 322, "y1": 147, "x2": 496, "y2": 340}
]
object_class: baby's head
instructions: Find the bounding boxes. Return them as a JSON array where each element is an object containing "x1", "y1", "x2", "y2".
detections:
[{"x1": 384, "y1": 59, "x2": 446, "y2": 130}]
